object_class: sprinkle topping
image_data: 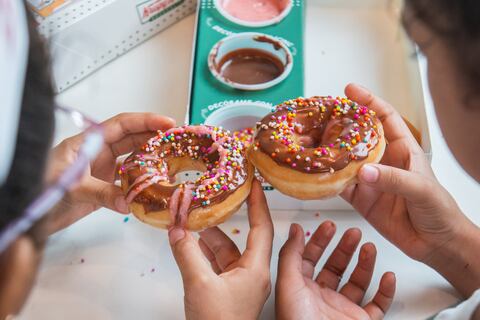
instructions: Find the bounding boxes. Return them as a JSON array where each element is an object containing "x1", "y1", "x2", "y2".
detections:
[
  {"x1": 120, "y1": 126, "x2": 250, "y2": 221},
  {"x1": 252, "y1": 97, "x2": 382, "y2": 173}
]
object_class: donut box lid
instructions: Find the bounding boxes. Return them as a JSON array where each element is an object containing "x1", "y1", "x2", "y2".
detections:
[{"x1": 31, "y1": 0, "x2": 196, "y2": 92}]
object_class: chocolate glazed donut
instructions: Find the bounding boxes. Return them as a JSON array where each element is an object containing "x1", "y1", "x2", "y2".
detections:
[
  {"x1": 247, "y1": 97, "x2": 386, "y2": 199},
  {"x1": 120, "y1": 126, "x2": 254, "y2": 231}
]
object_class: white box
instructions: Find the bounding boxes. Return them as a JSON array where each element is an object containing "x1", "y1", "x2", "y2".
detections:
[{"x1": 35, "y1": 0, "x2": 196, "y2": 92}]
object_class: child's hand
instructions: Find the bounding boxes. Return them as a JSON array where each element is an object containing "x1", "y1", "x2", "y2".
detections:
[
  {"x1": 342, "y1": 84, "x2": 480, "y2": 296},
  {"x1": 276, "y1": 222, "x2": 396, "y2": 320},
  {"x1": 168, "y1": 180, "x2": 274, "y2": 320},
  {"x1": 45, "y1": 113, "x2": 175, "y2": 234}
]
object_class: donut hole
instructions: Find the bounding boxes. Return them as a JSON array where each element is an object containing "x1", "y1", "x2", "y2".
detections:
[
  {"x1": 295, "y1": 134, "x2": 321, "y2": 148},
  {"x1": 293, "y1": 119, "x2": 348, "y2": 149},
  {"x1": 166, "y1": 157, "x2": 208, "y2": 185}
]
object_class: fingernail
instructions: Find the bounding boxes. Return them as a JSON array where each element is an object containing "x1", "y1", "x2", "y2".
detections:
[
  {"x1": 289, "y1": 224, "x2": 297, "y2": 239},
  {"x1": 168, "y1": 227, "x2": 186, "y2": 246},
  {"x1": 166, "y1": 116, "x2": 176, "y2": 125},
  {"x1": 354, "y1": 83, "x2": 371, "y2": 95},
  {"x1": 360, "y1": 165, "x2": 379, "y2": 183},
  {"x1": 326, "y1": 221, "x2": 336, "y2": 237},
  {"x1": 115, "y1": 197, "x2": 129, "y2": 214},
  {"x1": 360, "y1": 247, "x2": 370, "y2": 261}
]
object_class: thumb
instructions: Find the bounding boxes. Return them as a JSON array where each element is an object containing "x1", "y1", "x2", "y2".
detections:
[
  {"x1": 83, "y1": 177, "x2": 129, "y2": 214},
  {"x1": 358, "y1": 164, "x2": 435, "y2": 203},
  {"x1": 277, "y1": 224, "x2": 306, "y2": 285},
  {"x1": 168, "y1": 227, "x2": 213, "y2": 284}
]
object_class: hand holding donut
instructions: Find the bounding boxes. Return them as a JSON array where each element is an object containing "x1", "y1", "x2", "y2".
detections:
[
  {"x1": 45, "y1": 113, "x2": 175, "y2": 234},
  {"x1": 168, "y1": 180, "x2": 274, "y2": 320},
  {"x1": 342, "y1": 84, "x2": 480, "y2": 297}
]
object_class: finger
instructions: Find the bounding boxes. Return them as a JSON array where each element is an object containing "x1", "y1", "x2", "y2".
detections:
[
  {"x1": 198, "y1": 238, "x2": 222, "y2": 274},
  {"x1": 82, "y1": 177, "x2": 129, "y2": 214},
  {"x1": 339, "y1": 184, "x2": 356, "y2": 204},
  {"x1": 101, "y1": 113, "x2": 176, "y2": 144},
  {"x1": 240, "y1": 179, "x2": 274, "y2": 269},
  {"x1": 277, "y1": 224, "x2": 306, "y2": 285},
  {"x1": 91, "y1": 131, "x2": 159, "y2": 181},
  {"x1": 301, "y1": 221, "x2": 336, "y2": 278},
  {"x1": 110, "y1": 132, "x2": 158, "y2": 157},
  {"x1": 358, "y1": 163, "x2": 438, "y2": 204},
  {"x1": 339, "y1": 242, "x2": 377, "y2": 304},
  {"x1": 199, "y1": 227, "x2": 241, "y2": 272},
  {"x1": 315, "y1": 228, "x2": 362, "y2": 290},
  {"x1": 364, "y1": 272, "x2": 396, "y2": 320},
  {"x1": 344, "y1": 83, "x2": 416, "y2": 144},
  {"x1": 168, "y1": 227, "x2": 213, "y2": 284}
]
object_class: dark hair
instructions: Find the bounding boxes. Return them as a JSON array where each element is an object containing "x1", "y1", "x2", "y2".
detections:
[
  {"x1": 405, "y1": 0, "x2": 480, "y2": 98},
  {"x1": 0, "y1": 7, "x2": 55, "y2": 232}
]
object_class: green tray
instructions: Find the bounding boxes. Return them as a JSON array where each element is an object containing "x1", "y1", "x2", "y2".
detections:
[{"x1": 188, "y1": 0, "x2": 305, "y2": 124}]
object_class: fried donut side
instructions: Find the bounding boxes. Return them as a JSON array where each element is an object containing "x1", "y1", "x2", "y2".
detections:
[{"x1": 248, "y1": 125, "x2": 385, "y2": 199}]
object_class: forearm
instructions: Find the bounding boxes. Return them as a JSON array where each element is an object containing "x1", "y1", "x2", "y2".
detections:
[{"x1": 426, "y1": 221, "x2": 480, "y2": 297}]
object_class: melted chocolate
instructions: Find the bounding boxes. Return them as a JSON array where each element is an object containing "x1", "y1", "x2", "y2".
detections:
[
  {"x1": 216, "y1": 48, "x2": 284, "y2": 85},
  {"x1": 252, "y1": 97, "x2": 382, "y2": 173}
]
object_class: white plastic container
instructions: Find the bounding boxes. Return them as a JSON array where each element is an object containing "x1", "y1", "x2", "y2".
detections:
[
  {"x1": 213, "y1": 0, "x2": 292, "y2": 28},
  {"x1": 207, "y1": 32, "x2": 293, "y2": 91}
]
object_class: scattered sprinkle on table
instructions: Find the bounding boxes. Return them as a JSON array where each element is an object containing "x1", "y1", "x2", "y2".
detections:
[
  {"x1": 232, "y1": 228, "x2": 240, "y2": 235},
  {"x1": 305, "y1": 231, "x2": 311, "y2": 237},
  {"x1": 80, "y1": 258, "x2": 85, "y2": 264},
  {"x1": 123, "y1": 216, "x2": 130, "y2": 223}
]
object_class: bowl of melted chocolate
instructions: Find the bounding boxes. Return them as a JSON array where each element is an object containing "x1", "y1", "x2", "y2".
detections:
[{"x1": 208, "y1": 32, "x2": 293, "y2": 91}]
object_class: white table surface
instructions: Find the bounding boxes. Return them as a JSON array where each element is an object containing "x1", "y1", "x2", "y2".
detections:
[{"x1": 20, "y1": 11, "x2": 480, "y2": 320}]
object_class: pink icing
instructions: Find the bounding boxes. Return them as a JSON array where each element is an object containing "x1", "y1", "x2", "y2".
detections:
[
  {"x1": 125, "y1": 173, "x2": 166, "y2": 204},
  {"x1": 176, "y1": 184, "x2": 194, "y2": 228},
  {"x1": 221, "y1": 0, "x2": 290, "y2": 22},
  {"x1": 169, "y1": 188, "x2": 182, "y2": 224}
]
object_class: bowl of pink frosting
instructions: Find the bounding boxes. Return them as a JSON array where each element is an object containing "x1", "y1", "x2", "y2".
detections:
[{"x1": 214, "y1": 0, "x2": 292, "y2": 28}]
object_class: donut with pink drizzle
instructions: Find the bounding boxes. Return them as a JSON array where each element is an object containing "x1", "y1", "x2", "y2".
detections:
[{"x1": 120, "y1": 125, "x2": 254, "y2": 231}]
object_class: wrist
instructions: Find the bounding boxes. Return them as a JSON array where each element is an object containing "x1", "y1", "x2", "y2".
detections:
[{"x1": 425, "y1": 220, "x2": 480, "y2": 297}]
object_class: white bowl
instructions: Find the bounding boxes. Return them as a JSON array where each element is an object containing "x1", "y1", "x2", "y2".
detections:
[
  {"x1": 208, "y1": 32, "x2": 293, "y2": 91},
  {"x1": 204, "y1": 101, "x2": 272, "y2": 131},
  {"x1": 214, "y1": 0, "x2": 292, "y2": 28}
]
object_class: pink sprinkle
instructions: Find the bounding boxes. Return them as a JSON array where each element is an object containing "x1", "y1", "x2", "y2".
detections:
[
  {"x1": 306, "y1": 231, "x2": 311, "y2": 237},
  {"x1": 354, "y1": 114, "x2": 360, "y2": 119}
]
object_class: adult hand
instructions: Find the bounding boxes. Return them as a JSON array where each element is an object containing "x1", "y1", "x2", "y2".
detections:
[
  {"x1": 169, "y1": 180, "x2": 274, "y2": 320},
  {"x1": 342, "y1": 83, "x2": 480, "y2": 296},
  {"x1": 46, "y1": 113, "x2": 175, "y2": 233},
  {"x1": 276, "y1": 221, "x2": 395, "y2": 320}
]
